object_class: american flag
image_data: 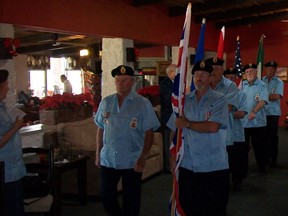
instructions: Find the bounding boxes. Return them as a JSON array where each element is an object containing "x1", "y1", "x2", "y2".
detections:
[
  {"x1": 169, "y1": 3, "x2": 191, "y2": 216},
  {"x1": 234, "y1": 36, "x2": 242, "y2": 77}
]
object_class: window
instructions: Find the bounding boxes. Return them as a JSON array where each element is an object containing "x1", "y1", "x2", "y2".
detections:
[{"x1": 29, "y1": 57, "x2": 83, "y2": 98}]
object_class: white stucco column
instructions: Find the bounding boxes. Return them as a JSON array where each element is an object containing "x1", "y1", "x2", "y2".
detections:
[
  {"x1": 0, "y1": 23, "x2": 16, "y2": 108},
  {"x1": 101, "y1": 38, "x2": 134, "y2": 98}
]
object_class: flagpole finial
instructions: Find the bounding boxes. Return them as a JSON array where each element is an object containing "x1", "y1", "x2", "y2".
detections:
[{"x1": 237, "y1": 36, "x2": 240, "y2": 41}]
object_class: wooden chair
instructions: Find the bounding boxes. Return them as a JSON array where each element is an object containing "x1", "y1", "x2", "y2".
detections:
[
  {"x1": 23, "y1": 145, "x2": 54, "y2": 216},
  {"x1": 0, "y1": 161, "x2": 5, "y2": 216}
]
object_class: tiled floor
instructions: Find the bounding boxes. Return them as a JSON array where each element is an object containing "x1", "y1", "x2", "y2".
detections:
[{"x1": 62, "y1": 127, "x2": 288, "y2": 216}]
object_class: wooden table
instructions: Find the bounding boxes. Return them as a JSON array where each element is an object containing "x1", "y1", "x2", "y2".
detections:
[{"x1": 52, "y1": 155, "x2": 89, "y2": 216}]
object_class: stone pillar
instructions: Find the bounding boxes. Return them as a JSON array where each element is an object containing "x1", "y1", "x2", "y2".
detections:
[
  {"x1": 0, "y1": 23, "x2": 16, "y2": 108},
  {"x1": 101, "y1": 38, "x2": 134, "y2": 98}
]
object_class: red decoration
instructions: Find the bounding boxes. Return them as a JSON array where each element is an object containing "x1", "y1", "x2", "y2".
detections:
[
  {"x1": 0, "y1": 38, "x2": 20, "y2": 58},
  {"x1": 39, "y1": 93, "x2": 95, "y2": 111}
]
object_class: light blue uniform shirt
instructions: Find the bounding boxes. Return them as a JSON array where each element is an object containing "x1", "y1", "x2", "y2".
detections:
[
  {"x1": 233, "y1": 90, "x2": 248, "y2": 142},
  {"x1": 167, "y1": 88, "x2": 229, "y2": 172},
  {"x1": 262, "y1": 76, "x2": 284, "y2": 116},
  {"x1": 213, "y1": 77, "x2": 239, "y2": 146},
  {"x1": 94, "y1": 91, "x2": 160, "y2": 169},
  {"x1": 0, "y1": 102, "x2": 26, "y2": 183},
  {"x1": 241, "y1": 79, "x2": 269, "y2": 128}
]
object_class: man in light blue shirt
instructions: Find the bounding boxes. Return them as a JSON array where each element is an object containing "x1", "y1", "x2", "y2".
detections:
[
  {"x1": 0, "y1": 70, "x2": 26, "y2": 216},
  {"x1": 167, "y1": 60, "x2": 229, "y2": 216},
  {"x1": 94, "y1": 65, "x2": 160, "y2": 216},
  {"x1": 262, "y1": 61, "x2": 284, "y2": 167},
  {"x1": 241, "y1": 63, "x2": 269, "y2": 172},
  {"x1": 224, "y1": 68, "x2": 248, "y2": 191}
]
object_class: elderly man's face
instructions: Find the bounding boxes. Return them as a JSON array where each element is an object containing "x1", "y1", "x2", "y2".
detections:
[
  {"x1": 115, "y1": 75, "x2": 134, "y2": 95},
  {"x1": 211, "y1": 65, "x2": 224, "y2": 82},
  {"x1": 194, "y1": 70, "x2": 211, "y2": 91},
  {"x1": 265, "y1": 66, "x2": 276, "y2": 78},
  {"x1": 245, "y1": 68, "x2": 257, "y2": 82}
]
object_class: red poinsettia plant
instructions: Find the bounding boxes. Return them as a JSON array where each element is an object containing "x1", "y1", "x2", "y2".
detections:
[
  {"x1": 39, "y1": 93, "x2": 94, "y2": 110},
  {"x1": 137, "y1": 85, "x2": 160, "y2": 106}
]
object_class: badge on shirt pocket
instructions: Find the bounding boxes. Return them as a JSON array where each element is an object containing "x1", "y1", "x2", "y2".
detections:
[
  {"x1": 255, "y1": 93, "x2": 260, "y2": 101},
  {"x1": 205, "y1": 111, "x2": 212, "y2": 121},
  {"x1": 130, "y1": 117, "x2": 138, "y2": 129},
  {"x1": 103, "y1": 112, "x2": 110, "y2": 124}
]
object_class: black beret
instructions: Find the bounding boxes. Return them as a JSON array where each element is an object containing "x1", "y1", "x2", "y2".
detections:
[
  {"x1": 205, "y1": 57, "x2": 224, "y2": 66},
  {"x1": 264, "y1": 61, "x2": 278, "y2": 68},
  {"x1": 224, "y1": 68, "x2": 237, "y2": 75},
  {"x1": 242, "y1": 63, "x2": 257, "y2": 72},
  {"x1": 192, "y1": 60, "x2": 213, "y2": 74},
  {"x1": 111, "y1": 65, "x2": 134, "y2": 77},
  {"x1": 0, "y1": 69, "x2": 9, "y2": 84}
]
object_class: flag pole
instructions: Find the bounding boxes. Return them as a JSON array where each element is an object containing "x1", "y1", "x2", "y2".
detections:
[{"x1": 170, "y1": 2, "x2": 192, "y2": 216}]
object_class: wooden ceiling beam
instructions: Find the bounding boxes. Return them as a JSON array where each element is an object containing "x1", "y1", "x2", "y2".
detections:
[
  {"x1": 215, "y1": 11, "x2": 288, "y2": 28},
  {"x1": 194, "y1": 1, "x2": 288, "y2": 23},
  {"x1": 132, "y1": 0, "x2": 163, "y2": 7}
]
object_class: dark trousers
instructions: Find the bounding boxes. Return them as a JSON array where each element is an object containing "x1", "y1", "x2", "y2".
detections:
[
  {"x1": 100, "y1": 166, "x2": 142, "y2": 216},
  {"x1": 244, "y1": 127, "x2": 269, "y2": 172},
  {"x1": 5, "y1": 179, "x2": 25, "y2": 216},
  {"x1": 227, "y1": 142, "x2": 247, "y2": 186},
  {"x1": 266, "y1": 116, "x2": 279, "y2": 165},
  {"x1": 178, "y1": 167, "x2": 229, "y2": 216},
  {"x1": 162, "y1": 126, "x2": 171, "y2": 171}
]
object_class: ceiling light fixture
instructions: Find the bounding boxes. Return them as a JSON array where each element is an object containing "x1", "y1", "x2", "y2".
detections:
[{"x1": 80, "y1": 48, "x2": 89, "y2": 57}]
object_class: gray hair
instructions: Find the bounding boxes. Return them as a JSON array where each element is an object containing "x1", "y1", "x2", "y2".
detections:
[{"x1": 166, "y1": 64, "x2": 177, "y2": 75}]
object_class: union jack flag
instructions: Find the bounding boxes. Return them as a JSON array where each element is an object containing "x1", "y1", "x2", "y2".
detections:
[{"x1": 169, "y1": 3, "x2": 191, "y2": 216}]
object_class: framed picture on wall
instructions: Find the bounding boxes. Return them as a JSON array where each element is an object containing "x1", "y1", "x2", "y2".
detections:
[{"x1": 276, "y1": 67, "x2": 288, "y2": 81}]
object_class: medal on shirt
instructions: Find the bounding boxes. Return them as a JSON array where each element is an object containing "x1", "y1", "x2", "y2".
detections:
[
  {"x1": 255, "y1": 93, "x2": 260, "y2": 101},
  {"x1": 103, "y1": 112, "x2": 110, "y2": 124},
  {"x1": 205, "y1": 111, "x2": 212, "y2": 121},
  {"x1": 272, "y1": 88, "x2": 275, "y2": 94},
  {"x1": 130, "y1": 117, "x2": 138, "y2": 129}
]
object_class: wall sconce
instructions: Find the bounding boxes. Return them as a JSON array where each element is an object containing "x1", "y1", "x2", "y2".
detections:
[{"x1": 80, "y1": 48, "x2": 89, "y2": 57}]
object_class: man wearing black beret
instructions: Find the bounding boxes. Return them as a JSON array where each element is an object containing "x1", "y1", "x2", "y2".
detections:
[
  {"x1": 262, "y1": 61, "x2": 283, "y2": 167},
  {"x1": 240, "y1": 63, "x2": 269, "y2": 173},
  {"x1": 94, "y1": 65, "x2": 160, "y2": 216},
  {"x1": 205, "y1": 57, "x2": 238, "y2": 145},
  {"x1": 167, "y1": 60, "x2": 230, "y2": 215},
  {"x1": 224, "y1": 67, "x2": 249, "y2": 191}
]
